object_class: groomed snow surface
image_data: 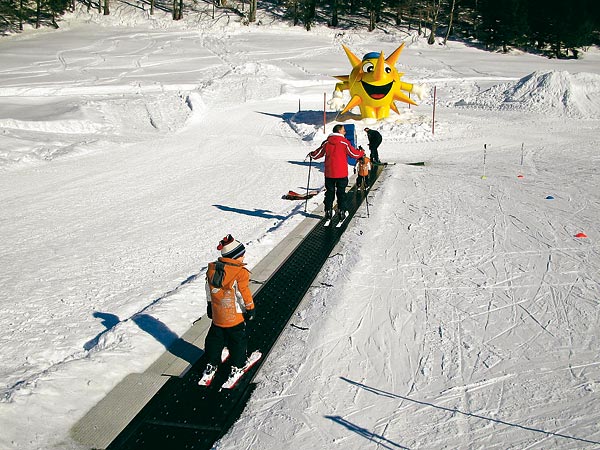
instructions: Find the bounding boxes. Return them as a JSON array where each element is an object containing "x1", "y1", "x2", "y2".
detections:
[{"x1": 1, "y1": 3, "x2": 599, "y2": 449}]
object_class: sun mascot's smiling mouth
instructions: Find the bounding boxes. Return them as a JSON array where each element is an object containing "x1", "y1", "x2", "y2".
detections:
[{"x1": 361, "y1": 81, "x2": 393, "y2": 100}]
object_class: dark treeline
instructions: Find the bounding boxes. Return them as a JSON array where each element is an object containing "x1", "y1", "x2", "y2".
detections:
[
  {"x1": 2, "y1": 0, "x2": 599, "y2": 58},
  {"x1": 1, "y1": 0, "x2": 72, "y2": 30}
]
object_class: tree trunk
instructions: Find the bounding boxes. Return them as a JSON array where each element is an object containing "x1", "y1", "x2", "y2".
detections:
[
  {"x1": 331, "y1": 0, "x2": 338, "y2": 27},
  {"x1": 19, "y1": 0, "x2": 24, "y2": 30},
  {"x1": 369, "y1": 8, "x2": 375, "y2": 31},
  {"x1": 292, "y1": 0, "x2": 299, "y2": 26},
  {"x1": 36, "y1": 0, "x2": 41, "y2": 28},
  {"x1": 443, "y1": 0, "x2": 456, "y2": 45},
  {"x1": 248, "y1": 0, "x2": 257, "y2": 22},
  {"x1": 303, "y1": 0, "x2": 316, "y2": 31},
  {"x1": 150, "y1": 0, "x2": 154, "y2": 15},
  {"x1": 427, "y1": 0, "x2": 441, "y2": 45},
  {"x1": 103, "y1": 0, "x2": 110, "y2": 15}
]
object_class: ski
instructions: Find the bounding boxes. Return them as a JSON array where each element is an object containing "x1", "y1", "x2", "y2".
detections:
[
  {"x1": 335, "y1": 215, "x2": 348, "y2": 228},
  {"x1": 198, "y1": 367, "x2": 217, "y2": 387},
  {"x1": 220, "y1": 350, "x2": 262, "y2": 390},
  {"x1": 198, "y1": 347, "x2": 230, "y2": 387}
]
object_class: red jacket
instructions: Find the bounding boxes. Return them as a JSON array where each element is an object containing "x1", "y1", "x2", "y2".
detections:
[{"x1": 310, "y1": 133, "x2": 364, "y2": 178}]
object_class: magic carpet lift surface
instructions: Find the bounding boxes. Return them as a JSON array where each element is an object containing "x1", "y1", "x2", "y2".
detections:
[{"x1": 107, "y1": 166, "x2": 385, "y2": 450}]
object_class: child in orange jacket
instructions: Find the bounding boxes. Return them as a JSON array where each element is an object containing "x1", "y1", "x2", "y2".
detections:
[
  {"x1": 203, "y1": 235, "x2": 255, "y2": 380},
  {"x1": 356, "y1": 155, "x2": 372, "y2": 192}
]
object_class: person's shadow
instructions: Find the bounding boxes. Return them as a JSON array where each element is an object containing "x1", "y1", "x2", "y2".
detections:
[
  {"x1": 132, "y1": 313, "x2": 203, "y2": 364},
  {"x1": 84, "y1": 311, "x2": 202, "y2": 365}
]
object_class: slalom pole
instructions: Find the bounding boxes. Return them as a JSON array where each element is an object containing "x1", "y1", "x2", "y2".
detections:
[
  {"x1": 323, "y1": 92, "x2": 327, "y2": 133},
  {"x1": 432, "y1": 86, "x2": 437, "y2": 135},
  {"x1": 520, "y1": 142, "x2": 524, "y2": 166},
  {"x1": 365, "y1": 190, "x2": 370, "y2": 218},
  {"x1": 481, "y1": 144, "x2": 487, "y2": 179},
  {"x1": 304, "y1": 156, "x2": 312, "y2": 212}
]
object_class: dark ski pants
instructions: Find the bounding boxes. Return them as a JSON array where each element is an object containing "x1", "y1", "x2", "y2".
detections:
[
  {"x1": 324, "y1": 177, "x2": 348, "y2": 212},
  {"x1": 205, "y1": 322, "x2": 247, "y2": 368},
  {"x1": 369, "y1": 144, "x2": 380, "y2": 163},
  {"x1": 357, "y1": 175, "x2": 368, "y2": 190}
]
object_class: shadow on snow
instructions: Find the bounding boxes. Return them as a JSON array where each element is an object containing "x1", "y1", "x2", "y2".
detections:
[{"x1": 339, "y1": 377, "x2": 600, "y2": 446}]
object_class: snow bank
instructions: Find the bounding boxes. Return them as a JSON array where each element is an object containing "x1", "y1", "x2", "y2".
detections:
[
  {"x1": 0, "y1": 118, "x2": 105, "y2": 134},
  {"x1": 457, "y1": 70, "x2": 600, "y2": 118},
  {"x1": 0, "y1": 92, "x2": 193, "y2": 169}
]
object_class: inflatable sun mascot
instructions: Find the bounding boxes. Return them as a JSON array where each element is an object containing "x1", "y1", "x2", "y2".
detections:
[{"x1": 329, "y1": 44, "x2": 426, "y2": 122}]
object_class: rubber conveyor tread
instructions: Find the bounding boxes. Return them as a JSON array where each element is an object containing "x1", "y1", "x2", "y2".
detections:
[{"x1": 107, "y1": 166, "x2": 384, "y2": 450}]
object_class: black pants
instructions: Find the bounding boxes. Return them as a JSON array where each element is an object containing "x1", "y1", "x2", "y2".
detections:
[
  {"x1": 357, "y1": 175, "x2": 368, "y2": 190},
  {"x1": 205, "y1": 322, "x2": 247, "y2": 368},
  {"x1": 324, "y1": 177, "x2": 348, "y2": 212},
  {"x1": 369, "y1": 144, "x2": 380, "y2": 163}
]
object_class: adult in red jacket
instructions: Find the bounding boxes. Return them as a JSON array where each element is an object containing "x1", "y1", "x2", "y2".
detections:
[{"x1": 309, "y1": 124, "x2": 364, "y2": 221}]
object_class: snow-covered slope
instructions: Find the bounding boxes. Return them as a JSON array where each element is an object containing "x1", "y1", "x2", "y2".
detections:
[{"x1": 1, "y1": 5, "x2": 599, "y2": 449}]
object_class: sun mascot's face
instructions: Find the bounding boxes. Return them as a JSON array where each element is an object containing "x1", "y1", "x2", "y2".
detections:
[
  {"x1": 355, "y1": 51, "x2": 401, "y2": 102},
  {"x1": 334, "y1": 44, "x2": 416, "y2": 121}
]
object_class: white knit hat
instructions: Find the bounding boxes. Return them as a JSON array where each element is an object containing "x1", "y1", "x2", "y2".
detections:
[{"x1": 217, "y1": 234, "x2": 246, "y2": 259}]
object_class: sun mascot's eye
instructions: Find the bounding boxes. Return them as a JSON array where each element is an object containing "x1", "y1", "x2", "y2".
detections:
[
  {"x1": 362, "y1": 62, "x2": 374, "y2": 73},
  {"x1": 384, "y1": 64, "x2": 392, "y2": 73}
]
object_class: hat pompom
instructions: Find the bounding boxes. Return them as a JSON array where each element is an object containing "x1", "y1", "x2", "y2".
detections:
[{"x1": 218, "y1": 234, "x2": 246, "y2": 259}]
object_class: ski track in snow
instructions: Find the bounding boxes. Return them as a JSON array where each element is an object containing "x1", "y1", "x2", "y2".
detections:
[{"x1": 234, "y1": 110, "x2": 600, "y2": 449}]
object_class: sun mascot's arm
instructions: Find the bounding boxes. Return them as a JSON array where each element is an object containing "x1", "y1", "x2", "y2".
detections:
[
  {"x1": 328, "y1": 76, "x2": 349, "y2": 111},
  {"x1": 340, "y1": 95, "x2": 362, "y2": 115}
]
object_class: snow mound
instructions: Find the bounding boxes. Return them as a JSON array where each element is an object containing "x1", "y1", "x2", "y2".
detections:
[
  {"x1": 287, "y1": 108, "x2": 433, "y2": 145},
  {"x1": 0, "y1": 118, "x2": 105, "y2": 134},
  {"x1": 457, "y1": 70, "x2": 600, "y2": 118}
]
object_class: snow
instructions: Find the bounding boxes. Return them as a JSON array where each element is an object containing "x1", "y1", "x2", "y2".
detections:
[
  {"x1": 457, "y1": 70, "x2": 600, "y2": 118},
  {"x1": 1, "y1": 3, "x2": 600, "y2": 449}
]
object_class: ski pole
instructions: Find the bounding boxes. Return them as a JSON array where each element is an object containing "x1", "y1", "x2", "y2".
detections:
[{"x1": 305, "y1": 156, "x2": 312, "y2": 212}]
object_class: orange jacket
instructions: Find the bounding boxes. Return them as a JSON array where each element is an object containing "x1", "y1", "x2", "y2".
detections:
[
  {"x1": 205, "y1": 257, "x2": 254, "y2": 328},
  {"x1": 357, "y1": 156, "x2": 371, "y2": 177}
]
